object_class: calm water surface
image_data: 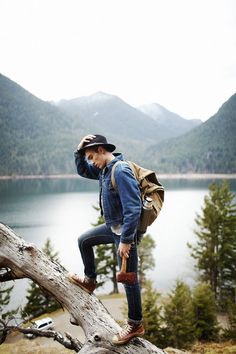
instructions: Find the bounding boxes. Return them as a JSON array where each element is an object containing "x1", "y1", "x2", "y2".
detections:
[{"x1": 1, "y1": 178, "x2": 236, "y2": 310}]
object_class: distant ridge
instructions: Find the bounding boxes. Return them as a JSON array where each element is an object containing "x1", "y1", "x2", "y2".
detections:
[
  {"x1": 0, "y1": 72, "x2": 235, "y2": 174},
  {"x1": 147, "y1": 93, "x2": 236, "y2": 173},
  {"x1": 56, "y1": 92, "x2": 202, "y2": 154},
  {"x1": 138, "y1": 102, "x2": 201, "y2": 137}
]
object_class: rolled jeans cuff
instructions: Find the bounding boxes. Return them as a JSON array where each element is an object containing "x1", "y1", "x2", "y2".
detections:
[{"x1": 128, "y1": 317, "x2": 143, "y2": 325}]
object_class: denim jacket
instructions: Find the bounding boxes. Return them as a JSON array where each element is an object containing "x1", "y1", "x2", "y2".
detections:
[{"x1": 74, "y1": 151, "x2": 142, "y2": 243}]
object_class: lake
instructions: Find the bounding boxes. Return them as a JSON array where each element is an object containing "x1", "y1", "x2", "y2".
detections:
[{"x1": 1, "y1": 177, "x2": 236, "y2": 311}]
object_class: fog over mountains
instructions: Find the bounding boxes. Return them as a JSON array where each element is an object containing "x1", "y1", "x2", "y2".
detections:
[
  {"x1": 0, "y1": 73, "x2": 235, "y2": 175},
  {"x1": 138, "y1": 103, "x2": 201, "y2": 138},
  {"x1": 56, "y1": 91, "x2": 200, "y2": 145}
]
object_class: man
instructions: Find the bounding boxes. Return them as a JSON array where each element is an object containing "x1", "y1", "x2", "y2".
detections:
[{"x1": 68, "y1": 134, "x2": 145, "y2": 345}]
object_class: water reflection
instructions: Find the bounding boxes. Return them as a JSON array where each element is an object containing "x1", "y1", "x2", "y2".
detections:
[
  {"x1": 163, "y1": 178, "x2": 236, "y2": 191},
  {"x1": 0, "y1": 177, "x2": 235, "y2": 199},
  {"x1": 0, "y1": 177, "x2": 98, "y2": 198}
]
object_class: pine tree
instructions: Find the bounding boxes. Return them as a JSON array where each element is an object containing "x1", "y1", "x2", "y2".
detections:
[
  {"x1": 188, "y1": 181, "x2": 236, "y2": 309},
  {"x1": 22, "y1": 282, "x2": 46, "y2": 318},
  {"x1": 0, "y1": 282, "x2": 14, "y2": 343},
  {"x1": 95, "y1": 242, "x2": 118, "y2": 293},
  {"x1": 138, "y1": 234, "x2": 155, "y2": 289},
  {"x1": 192, "y1": 282, "x2": 219, "y2": 341},
  {"x1": 42, "y1": 238, "x2": 60, "y2": 262},
  {"x1": 142, "y1": 280, "x2": 165, "y2": 347},
  {"x1": 223, "y1": 300, "x2": 236, "y2": 340},
  {"x1": 0, "y1": 283, "x2": 14, "y2": 319},
  {"x1": 22, "y1": 238, "x2": 61, "y2": 318},
  {"x1": 163, "y1": 280, "x2": 196, "y2": 349},
  {"x1": 92, "y1": 204, "x2": 119, "y2": 293}
]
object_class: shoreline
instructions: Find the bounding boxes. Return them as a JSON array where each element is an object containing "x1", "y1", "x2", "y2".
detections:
[{"x1": 0, "y1": 173, "x2": 236, "y2": 180}]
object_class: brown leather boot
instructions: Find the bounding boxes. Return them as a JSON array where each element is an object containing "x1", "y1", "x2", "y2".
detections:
[
  {"x1": 68, "y1": 273, "x2": 96, "y2": 294},
  {"x1": 112, "y1": 320, "x2": 145, "y2": 345}
]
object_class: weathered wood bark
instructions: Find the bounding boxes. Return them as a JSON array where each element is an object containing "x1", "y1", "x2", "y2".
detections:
[
  {"x1": 0, "y1": 319, "x2": 82, "y2": 352},
  {"x1": 0, "y1": 223, "x2": 165, "y2": 353}
]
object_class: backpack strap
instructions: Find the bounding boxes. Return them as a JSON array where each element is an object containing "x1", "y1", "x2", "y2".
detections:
[
  {"x1": 111, "y1": 160, "x2": 134, "y2": 192},
  {"x1": 111, "y1": 161, "x2": 122, "y2": 192}
]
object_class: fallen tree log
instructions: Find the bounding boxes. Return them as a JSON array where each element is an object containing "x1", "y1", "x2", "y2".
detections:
[{"x1": 0, "y1": 223, "x2": 165, "y2": 353}]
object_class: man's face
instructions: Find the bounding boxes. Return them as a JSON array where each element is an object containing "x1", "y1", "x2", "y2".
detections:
[{"x1": 85, "y1": 147, "x2": 106, "y2": 169}]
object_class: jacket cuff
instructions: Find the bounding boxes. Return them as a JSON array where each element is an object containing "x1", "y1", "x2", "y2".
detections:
[{"x1": 120, "y1": 236, "x2": 134, "y2": 244}]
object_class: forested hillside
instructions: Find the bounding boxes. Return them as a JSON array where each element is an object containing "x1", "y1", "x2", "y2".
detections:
[
  {"x1": 0, "y1": 74, "x2": 83, "y2": 175},
  {"x1": 147, "y1": 93, "x2": 236, "y2": 173}
]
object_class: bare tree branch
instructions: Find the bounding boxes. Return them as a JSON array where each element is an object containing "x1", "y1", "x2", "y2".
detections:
[{"x1": 0, "y1": 319, "x2": 82, "y2": 352}]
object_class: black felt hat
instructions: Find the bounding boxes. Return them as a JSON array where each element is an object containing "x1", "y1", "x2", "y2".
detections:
[{"x1": 77, "y1": 135, "x2": 116, "y2": 154}]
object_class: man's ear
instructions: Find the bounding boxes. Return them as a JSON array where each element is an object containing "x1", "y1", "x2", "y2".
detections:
[{"x1": 98, "y1": 146, "x2": 106, "y2": 154}]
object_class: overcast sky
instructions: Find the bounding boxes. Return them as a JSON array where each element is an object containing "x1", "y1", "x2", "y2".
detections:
[{"x1": 1, "y1": 0, "x2": 235, "y2": 120}]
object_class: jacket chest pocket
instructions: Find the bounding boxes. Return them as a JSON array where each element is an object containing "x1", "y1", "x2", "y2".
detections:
[
  {"x1": 102, "y1": 178, "x2": 120, "y2": 205},
  {"x1": 102, "y1": 176, "x2": 114, "y2": 191}
]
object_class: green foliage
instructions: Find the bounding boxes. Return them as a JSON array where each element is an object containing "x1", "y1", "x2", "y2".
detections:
[
  {"x1": 223, "y1": 300, "x2": 236, "y2": 340},
  {"x1": 148, "y1": 93, "x2": 236, "y2": 173},
  {"x1": 163, "y1": 280, "x2": 196, "y2": 349},
  {"x1": 22, "y1": 239, "x2": 61, "y2": 318},
  {"x1": 142, "y1": 280, "x2": 165, "y2": 347},
  {"x1": 192, "y1": 282, "x2": 219, "y2": 341},
  {"x1": 0, "y1": 283, "x2": 14, "y2": 319},
  {"x1": 138, "y1": 234, "x2": 156, "y2": 289},
  {"x1": 0, "y1": 73, "x2": 82, "y2": 176},
  {"x1": 95, "y1": 243, "x2": 119, "y2": 294},
  {"x1": 42, "y1": 238, "x2": 60, "y2": 263},
  {"x1": 188, "y1": 181, "x2": 236, "y2": 309},
  {"x1": 92, "y1": 204, "x2": 119, "y2": 294}
]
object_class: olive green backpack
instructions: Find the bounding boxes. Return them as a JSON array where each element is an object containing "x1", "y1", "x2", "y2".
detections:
[{"x1": 111, "y1": 160, "x2": 164, "y2": 230}]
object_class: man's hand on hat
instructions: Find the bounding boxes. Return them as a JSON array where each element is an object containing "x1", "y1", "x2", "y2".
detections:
[{"x1": 77, "y1": 134, "x2": 96, "y2": 151}]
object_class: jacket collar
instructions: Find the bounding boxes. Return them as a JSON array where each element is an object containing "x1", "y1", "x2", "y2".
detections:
[{"x1": 103, "y1": 153, "x2": 123, "y2": 174}]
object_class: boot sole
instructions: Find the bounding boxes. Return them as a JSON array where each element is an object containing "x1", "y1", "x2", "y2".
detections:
[
  {"x1": 68, "y1": 274, "x2": 93, "y2": 294},
  {"x1": 112, "y1": 329, "x2": 145, "y2": 345}
]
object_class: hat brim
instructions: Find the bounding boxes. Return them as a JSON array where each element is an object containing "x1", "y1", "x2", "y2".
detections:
[{"x1": 77, "y1": 142, "x2": 116, "y2": 154}]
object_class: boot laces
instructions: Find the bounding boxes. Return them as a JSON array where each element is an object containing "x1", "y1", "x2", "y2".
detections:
[{"x1": 120, "y1": 323, "x2": 133, "y2": 337}]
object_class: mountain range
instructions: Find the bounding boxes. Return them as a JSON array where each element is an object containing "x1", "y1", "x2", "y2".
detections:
[
  {"x1": 55, "y1": 92, "x2": 201, "y2": 162},
  {"x1": 0, "y1": 73, "x2": 235, "y2": 175},
  {"x1": 56, "y1": 92, "x2": 200, "y2": 144},
  {"x1": 138, "y1": 103, "x2": 201, "y2": 138},
  {"x1": 147, "y1": 93, "x2": 236, "y2": 173}
]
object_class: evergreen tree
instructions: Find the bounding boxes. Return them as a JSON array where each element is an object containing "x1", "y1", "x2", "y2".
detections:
[
  {"x1": 93, "y1": 205, "x2": 119, "y2": 293},
  {"x1": 0, "y1": 283, "x2": 14, "y2": 319},
  {"x1": 192, "y1": 282, "x2": 219, "y2": 341},
  {"x1": 22, "y1": 238, "x2": 61, "y2": 318},
  {"x1": 22, "y1": 282, "x2": 46, "y2": 318},
  {"x1": 95, "y1": 242, "x2": 118, "y2": 293},
  {"x1": 0, "y1": 282, "x2": 14, "y2": 343},
  {"x1": 142, "y1": 280, "x2": 165, "y2": 347},
  {"x1": 223, "y1": 300, "x2": 236, "y2": 340},
  {"x1": 163, "y1": 280, "x2": 196, "y2": 349},
  {"x1": 138, "y1": 234, "x2": 155, "y2": 289},
  {"x1": 42, "y1": 238, "x2": 60, "y2": 262},
  {"x1": 188, "y1": 181, "x2": 236, "y2": 309}
]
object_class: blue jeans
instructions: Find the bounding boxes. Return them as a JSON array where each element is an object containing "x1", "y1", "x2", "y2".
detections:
[{"x1": 78, "y1": 223, "x2": 142, "y2": 324}]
